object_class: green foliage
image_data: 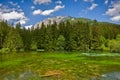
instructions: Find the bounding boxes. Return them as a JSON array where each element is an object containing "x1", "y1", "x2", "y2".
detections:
[
  {"x1": 37, "y1": 23, "x2": 46, "y2": 49},
  {"x1": 21, "y1": 28, "x2": 32, "y2": 51},
  {"x1": 0, "y1": 19, "x2": 120, "y2": 52},
  {"x1": 44, "y1": 25, "x2": 54, "y2": 51},
  {"x1": 1, "y1": 52, "x2": 120, "y2": 79},
  {"x1": 31, "y1": 41, "x2": 37, "y2": 51},
  {"x1": 3, "y1": 28, "x2": 23, "y2": 52},
  {"x1": 116, "y1": 34, "x2": 120, "y2": 40},
  {"x1": 107, "y1": 35, "x2": 120, "y2": 53},
  {"x1": 56, "y1": 35, "x2": 65, "y2": 50},
  {"x1": 0, "y1": 48, "x2": 10, "y2": 54},
  {"x1": 0, "y1": 21, "x2": 9, "y2": 49}
]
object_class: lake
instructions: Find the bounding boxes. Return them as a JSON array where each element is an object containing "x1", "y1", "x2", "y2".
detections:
[{"x1": 0, "y1": 52, "x2": 120, "y2": 80}]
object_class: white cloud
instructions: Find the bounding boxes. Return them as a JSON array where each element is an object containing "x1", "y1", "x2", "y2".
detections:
[
  {"x1": 33, "y1": 0, "x2": 52, "y2": 5},
  {"x1": 2, "y1": 11, "x2": 24, "y2": 20},
  {"x1": 18, "y1": 9, "x2": 23, "y2": 12},
  {"x1": 41, "y1": 10, "x2": 54, "y2": 15},
  {"x1": 33, "y1": 9, "x2": 42, "y2": 15},
  {"x1": 17, "y1": 19, "x2": 26, "y2": 24},
  {"x1": 0, "y1": 4, "x2": 28, "y2": 25},
  {"x1": 31, "y1": 6, "x2": 35, "y2": 10},
  {"x1": 54, "y1": 5, "x2": 64, "y2": 11},
  {"x1": 88, "y1": 3, "x2": 98, "y2": 10},
  {"x1": 17, "y1": 5, "x2": 20, "y2": 8},
  {"x1": 105, "y1": 0, "x2": 108, "y2": 4},
  {"x1": 83, "y1": 0, "x2": 94, "y2": 2},
  {"x1": 21, "y1": 0, "x2": 24, "y2": 3},
  {"x1": 8, "y1": 1, "x2": 18, "y2": 6},
  {"x1": 105, "y1": 1, "x2": 120, "y2": 22},
  {"x1": 111, "y1": 15, "x2": 120, "y2": 22},
  {"x1": 0, "y1": 3, "x2": 2, "y2": 7},
  {"x1": 33, "y1": 5, "x2": 65, "y2": 16},
  {"x1": 56, "y1": 0, "x2": 62, "y2": 4},
  {"x1": 25, "y1": 25, "x2": 33, "y2": 29},
  {"x1": 1, "y1": 11, "x2": 28, "y2": 24},
  {"x1": 74, "y1": 0, "x2": 77, "y2": 2}
]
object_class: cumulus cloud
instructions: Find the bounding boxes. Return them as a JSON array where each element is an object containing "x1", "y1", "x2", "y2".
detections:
[
  {"x1": 105, "y1": 0, "x2": 108, "y2": 4},
  {"x1": 41, "y1": 10, "x2": 54, "y2": 15},
  {"x1": 2, "y1": 11, "x2": 24, "y2": 20},
  {"x1": 33, "y1": 0, "x2": 52, "y2": 5},
  {"x1": 33, "y1": 9, "x2": 42, "y2": 15},
  {"x1": 0, "y1": 3, "x2": 2, "y2": 7},
  {"x1": 17, "y1": 19, "x2": 27, "y2": 25},
  {"x1": 55, "y1": 0, "x2": 62, "y2": 4},
  {"x1": 8, "y1": 1, "x2": 20, "y2": 10},
  {"x1": 17, "y1": 5, "x2": 20, "y2": 8},
  {"x1": 105, "y1": 1, "x2": 120, "y2": 22},
  {"x1": 88, "y1": 3, "x2": 98, "y2": 10},
  {"x1": 21, "y1": 0, "x2": 24, "y2": 3},
  {"x1": 83, "y1": 0, "x2": 94, "y2": 2},
  {"x1": 111, "y1": 15, "x2": 120, "y2": 22},
  {"x1": 31, "y1": 6, "x2": 35, "y2": 10},
  {"x1": 33, "y1": 5, "x2": 65, "y2": 16},
  {"x1": 54, "y1": 5, "x2": 64, "y2": 11},
  {"x1": 74, "y1": 0, "x2": 77, "y2": 2},
  {"x1": 8, "y1": 1, "x2": 18, "y2": 6},
  {"x1": 25, "y1": 25, "x2": 33, "y2": 29},
  {"x1": 1, "y1": 11, "x2": 28, "y2": 24},
  {"x1": 0, "y1": 4, "x2": 28, "y2": 25}
]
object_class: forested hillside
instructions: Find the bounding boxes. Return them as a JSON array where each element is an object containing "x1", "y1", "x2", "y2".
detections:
[{"x1": 0, "y1": 18, "x2": 120, "y2": 53}]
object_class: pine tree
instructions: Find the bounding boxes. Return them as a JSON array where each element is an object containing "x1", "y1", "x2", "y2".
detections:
[
  {"x1": 3, "y1": 28, "x2": 23, "y2": 52},
  {"x1": 0, "y1": 21, "x2": 9, "y2": 49},
  {"x1": 37, "y1": 22, "x2": 46, "y2": 49},
  {"x1": 91, "y1": 20, "x2": 101, "y2": 50},
  {"x1": 56, "y1": 35, "x2": 65, "y2": 50},
  {"x1": 64, "y1": 21, "x2": 77, "y2": 51},
  {"x1": 22, "y1": 28, "x2": 32, "y2": 51}
]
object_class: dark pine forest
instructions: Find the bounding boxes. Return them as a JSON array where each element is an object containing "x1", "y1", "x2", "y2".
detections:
[{"x1": 0, "y1": 19, "x2": 120, "y2": 53}]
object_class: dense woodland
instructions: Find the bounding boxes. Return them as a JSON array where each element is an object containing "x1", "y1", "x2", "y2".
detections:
[{"x1": 0, "y1": 19, "x2": 120, "y2": 53}]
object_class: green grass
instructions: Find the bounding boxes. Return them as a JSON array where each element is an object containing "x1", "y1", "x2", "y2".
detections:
[{"x1": 0, "y1": 52, "x2": 120, "y2": 80}]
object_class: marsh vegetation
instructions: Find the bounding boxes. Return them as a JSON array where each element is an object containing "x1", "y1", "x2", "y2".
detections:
[{"x1": 0, "y1": 52, "x2": 120, "y2": 80}]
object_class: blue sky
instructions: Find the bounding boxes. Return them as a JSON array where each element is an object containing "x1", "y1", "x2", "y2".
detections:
[{"x1": 0, "y1": 0, "x2": 120, "y2": 28}]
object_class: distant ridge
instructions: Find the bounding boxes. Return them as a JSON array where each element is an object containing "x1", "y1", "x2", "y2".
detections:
[
  {"x1": 33, "y1": 16, "x2": 120, "y2": 29},
  {"x1": 34, "y1": 16, "x2": 71, "y2": 29}
]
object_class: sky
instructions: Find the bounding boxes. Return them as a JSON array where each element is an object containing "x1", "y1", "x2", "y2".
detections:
[{"x1": 0, "y1": 0, "x2": 120, "y2": 28}]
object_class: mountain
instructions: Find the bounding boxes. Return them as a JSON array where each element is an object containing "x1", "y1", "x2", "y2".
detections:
[
  {"x1": 33, "y1": 16, "x2": 119, "y2": 29},
  {"x1": 34, "y1": 16, "x2": 71, "y2": 29}
]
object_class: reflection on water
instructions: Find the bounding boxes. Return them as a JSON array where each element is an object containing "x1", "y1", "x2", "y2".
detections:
[
  {"x1": 82, "y1": 53, "x2": 120, "y2": 56},
  {"x1": 1, "y1": 70, "x2": 120, "y2": 80},
  {"x1": 100, "y1": 72, "x2": 120, "y2": 80},
  {"x1": 92, "y1": 72, "x2": 120, "y2": 80}
]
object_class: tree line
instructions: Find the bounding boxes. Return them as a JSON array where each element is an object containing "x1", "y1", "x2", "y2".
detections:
[{"x1": 0, "y1": 19, "x2": 120, "y2": 53}]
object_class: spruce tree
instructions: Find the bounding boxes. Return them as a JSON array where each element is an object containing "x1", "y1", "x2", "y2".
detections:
[{"x1": 3, "y1": 28, "x2": 23, "y2": 51}]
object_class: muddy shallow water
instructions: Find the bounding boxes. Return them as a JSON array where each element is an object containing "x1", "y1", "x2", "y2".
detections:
[
  {"x1": 2, "y1": 71, "x2": 120, "y2": 80},
  {"x1": 92, "y1": 72, "x2": 120, "y2": 80},
  {"x1": 1, "y1": 70, "x2": 41, "y2": 80},
  {"x1": 0, "y1": 52, "x2": 120, "y2": 80}
]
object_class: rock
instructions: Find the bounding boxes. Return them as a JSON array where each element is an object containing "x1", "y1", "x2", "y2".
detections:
[{"x1": 33, "y1": 16, "x2": 71, "y2": 29}]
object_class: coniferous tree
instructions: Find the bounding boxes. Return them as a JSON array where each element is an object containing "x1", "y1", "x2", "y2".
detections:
[
  {"x1": 51, "y1": 21, "x2": 59, "y2": 50},
  {"x1": 56, "y1": 35, "x2": 65, "y2": 50},
  {"x1": 44, "y1": 25, "x2": 53, "y2": 51},
  {"x1": 3, "y1": 28, "x2": 23, "y2": 51},
  {"x1": 37, "y1": 22, "x2": 46, "y2": 49}
]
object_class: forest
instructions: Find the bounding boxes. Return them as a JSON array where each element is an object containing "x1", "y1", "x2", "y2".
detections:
[
  {"x1": 0, "y1": 19, "x2": 120, "y2": 80},
  {"x1": 0, "y1": 19, "x2": 120, "y2": 53}
]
